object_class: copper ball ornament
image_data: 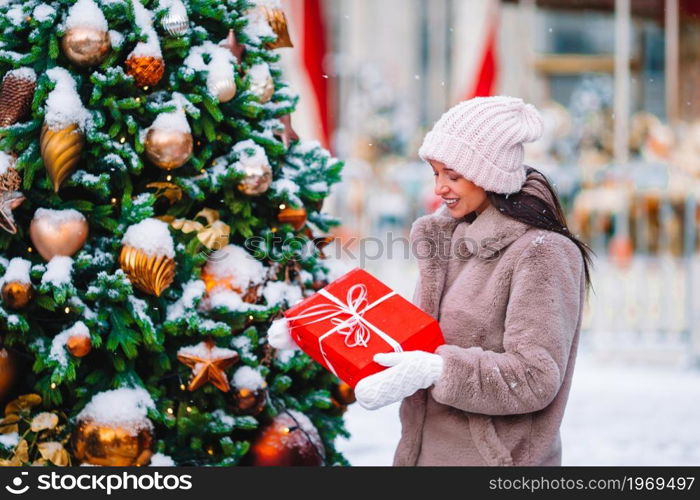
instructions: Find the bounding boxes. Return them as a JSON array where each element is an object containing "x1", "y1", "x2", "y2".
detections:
[
  {"x1": 0, "y1": 348, "x2": 17, "y2": 403},
  {"x1": 125, "y1": 55, "x2": 165, "y2": 87},
  {"x1": 332, "y1": 382, "x2": 356, "y2": 406},
  {"x1": 66, "y1": 335, "x2": 91, "y2": 358},
  {"x1": 61, "y1": 27, "x2": 111, "y2": 67},
  {"x1": 72, "y1": 418, "x2": 153, "y2": 466},
  {"x1": 230, "y1": 387, "x2": 266, "y2": 416},
  {"x1": 29, "y1": 209, "x2": 88, "y2": 261},
  {"x1": 1, "y1": 281, "x2": 33, "y2": 309},
  {"x1": 277, "y1": 206, "x2": 307, "y2": 230},
  {"x1": 144, "y1": 127, "x2": 193, "y2": 170},
  {"x1": 248, "y1": 412, "x2": 325, "y2": 466}
]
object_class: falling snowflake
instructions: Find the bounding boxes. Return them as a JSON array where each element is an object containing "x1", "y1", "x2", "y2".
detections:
[{"x1": 532, "y1": 233, "x2": 547, "y2": 246}]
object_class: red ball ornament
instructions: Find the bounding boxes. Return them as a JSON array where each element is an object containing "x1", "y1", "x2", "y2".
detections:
[{"x1": 248, "y1": 411, "x2": 325, "y2": 466}]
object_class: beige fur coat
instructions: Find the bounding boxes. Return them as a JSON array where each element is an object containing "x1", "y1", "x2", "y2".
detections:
[{"x1": 394, "y1": 173, "x2": 587, "y2": 466}]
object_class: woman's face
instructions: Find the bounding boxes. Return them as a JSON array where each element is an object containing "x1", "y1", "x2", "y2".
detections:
[{"x1": 430, "y1": 160, "x2": 489, "y2": 218}]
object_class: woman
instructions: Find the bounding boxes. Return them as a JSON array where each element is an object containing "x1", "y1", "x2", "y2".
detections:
[
  {"x1": 351, "y1": 96, "x2": 595, "y2": 466},
  {"x1": 268, "y1": 96, "x2": 594, "y2": 466}
]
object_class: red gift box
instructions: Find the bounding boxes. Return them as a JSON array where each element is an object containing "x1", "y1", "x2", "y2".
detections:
[{"x1": 283, "y1": 267, "x2": 444, "y2": 388}]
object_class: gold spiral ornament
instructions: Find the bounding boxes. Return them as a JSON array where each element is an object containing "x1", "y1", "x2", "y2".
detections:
[
  {"x1": 119, "y1": 244, "x2": 175, "y2": 297},
  {"x1": 40, "y1": 123, "x2": 84, "y2": 192}
]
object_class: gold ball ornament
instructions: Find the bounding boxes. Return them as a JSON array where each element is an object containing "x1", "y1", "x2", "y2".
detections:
[
  {"x1": 144, "y1": 127, "x2": 193, "y2": 170},
  {"x1": 66, "y1": 334, "x2": 91, "y2": 358},
  {"x1": 236, "y1": 160, "x2": 272, "y2": 196},
  {"x1": 61, "y1": 27, "x2": 111, "y2": 67},
  {"x1": 72, "y1": 418, "x2": 153, "y2": 466},
  {"x1": 277, "y1": 206, "x2": 307, "y2": 231},
  {"x1": 29, "y1": 208, "x2": 88, "y2": 261},
  {"x1": 248, "y1": 64, "x2": 275, "y2": 103},
  {"x1": 119, "y1": 245, "x2": 175, "y2": 297},
  {"x1": 125, "y1": 54, "x2": 165, "y2": 87},
  {"x1": 40, "y1": 123, "x2": 85, "y2": 192},
  {"x1": 207, "y1": 73, "x2": 237, "y2": 103},
  {"x1": 248, "y1": 412, "x2": 325, "y2": 466},
  {"x1": 1, "y1": 281, "x2": 33, "y2": 309}
]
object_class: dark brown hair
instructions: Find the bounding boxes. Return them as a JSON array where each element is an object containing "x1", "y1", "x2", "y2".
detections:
[{"x1": 467, "y1": 167, "x2": 595, "y2": 294}]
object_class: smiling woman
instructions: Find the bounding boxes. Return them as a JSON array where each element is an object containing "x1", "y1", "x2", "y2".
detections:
[
  {"x1": 352, "y1": 96, "x2": 595, "y2": 467},
  {"x1": 429, "y1": 159, "x2": 490, "y2": 218}
]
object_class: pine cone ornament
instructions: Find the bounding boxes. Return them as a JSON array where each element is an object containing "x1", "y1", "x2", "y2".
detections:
[
  {"x1": 0, "y1": 164, "x2": 21, "y2": 193},
  {"x1": 125, "y1": 55, "x2": 165, "y2": 87},
  {"x1": 0, "y1": 69, "x2": 36, "y2": 128}
]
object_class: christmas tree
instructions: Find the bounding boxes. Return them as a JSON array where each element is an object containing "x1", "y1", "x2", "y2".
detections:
[{"x1": 0, "y1": 0, "x2": 351, "y2": 466}]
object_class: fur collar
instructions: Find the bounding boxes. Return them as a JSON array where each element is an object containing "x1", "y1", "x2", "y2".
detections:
[{"x1": 409, "y1": 202, "x2": 531, "y2": 318}]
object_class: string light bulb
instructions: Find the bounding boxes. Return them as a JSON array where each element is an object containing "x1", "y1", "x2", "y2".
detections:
[
  {"x1": 64, "y1": 307, "x2": 70, "y2": 314},
  {"x1": 186, "y1": 406, "x2": 192, "y2": 413},
  {"x1": 50, "y1": 383, "x2": 56, "y2": 389},
  {"x1": 119, "y1": 137, "x2": 126, "y2": 144},
  {"x1": 166, "y1": 175, "x2": 172, "y2": 181},
  {"x1": 167, "y1": 407, "x2": 174, "y2": 415},
  {"x1": 180, "y1": 384, "x2": 186, "y2": 391},
  {"x1": 279, "y1": 204, "x2": 286, "y2": 210}
]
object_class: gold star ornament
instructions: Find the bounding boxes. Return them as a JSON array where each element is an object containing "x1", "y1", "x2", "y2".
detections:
[{"x1": 177, "y1": 340, "x2": 239, "y2": 392}]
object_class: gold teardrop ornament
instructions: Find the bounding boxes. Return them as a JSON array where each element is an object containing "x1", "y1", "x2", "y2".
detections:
[
  {"x1": 40, "y1": 123, "x2": 84, "y2": 192},
  {"x1": 119, "y1": 245, "x2": 175, "y2": 297}
]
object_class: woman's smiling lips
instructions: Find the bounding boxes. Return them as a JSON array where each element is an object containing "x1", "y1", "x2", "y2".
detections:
[{"x1": 443, "y1": 198, "x2": 459, "y2": 206}]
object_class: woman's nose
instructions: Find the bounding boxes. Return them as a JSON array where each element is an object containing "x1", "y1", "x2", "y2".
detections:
[{"x1": 434, "y1": 179, "x2": 449, "y2": 196}]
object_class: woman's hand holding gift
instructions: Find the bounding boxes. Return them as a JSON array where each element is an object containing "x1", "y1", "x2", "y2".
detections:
[{"x1": 354, "y1": 351, "x2": 444, "y2": 410}]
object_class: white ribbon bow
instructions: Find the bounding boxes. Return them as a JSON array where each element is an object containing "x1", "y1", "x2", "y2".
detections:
[{"x1": 285, "y1": 284, "x2": 403, "y2": 376}]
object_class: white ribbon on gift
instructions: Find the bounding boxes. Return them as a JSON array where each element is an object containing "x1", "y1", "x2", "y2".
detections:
[{"x1": 285, "y1": 283, "x2": 403, "y2": 376}]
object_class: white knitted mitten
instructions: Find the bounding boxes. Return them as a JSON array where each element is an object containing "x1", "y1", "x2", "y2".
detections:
[
  {"x1": 354, "y1": 351, "x2": 444, "y2": 410},
  {"x1": 267, "y1": 317, "x2": 300, "y2": 351}
]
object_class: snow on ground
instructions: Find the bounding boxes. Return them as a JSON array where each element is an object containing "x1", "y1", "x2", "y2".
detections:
[
  {"x1": 334, "y1": 253, "x2": 700, "y2": 466},
  {"x1": 336, "y1": 352, "x2": 700, "y2": 466}
]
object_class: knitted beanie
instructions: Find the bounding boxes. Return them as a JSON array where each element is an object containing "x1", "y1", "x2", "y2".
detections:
[{"x1": 418, "y1": 96, "x2": 544, "y2": 194}]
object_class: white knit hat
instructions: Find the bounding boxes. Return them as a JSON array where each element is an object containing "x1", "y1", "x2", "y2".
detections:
[{"x1": 418, "y1": 96, "x2": 544, "y2": 194}]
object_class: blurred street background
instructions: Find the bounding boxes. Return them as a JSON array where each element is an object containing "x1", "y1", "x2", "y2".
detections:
[{"x1": 274, "y1": 0, "x2": 700, "y2": 465}]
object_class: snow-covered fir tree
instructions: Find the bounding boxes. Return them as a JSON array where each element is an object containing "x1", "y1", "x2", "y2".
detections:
[{"x1": 0, "y1": 0, "x2": 349, "y2": 466}]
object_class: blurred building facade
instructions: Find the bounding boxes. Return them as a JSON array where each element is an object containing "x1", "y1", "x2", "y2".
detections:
[{"x1": 275, "y1": 0, "x2": 700, "y2": 365}]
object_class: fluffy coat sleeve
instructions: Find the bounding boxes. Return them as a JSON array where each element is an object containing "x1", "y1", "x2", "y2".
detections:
[{"x1": 429, "y1": 235, "x2": 584, "y2": 416}]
